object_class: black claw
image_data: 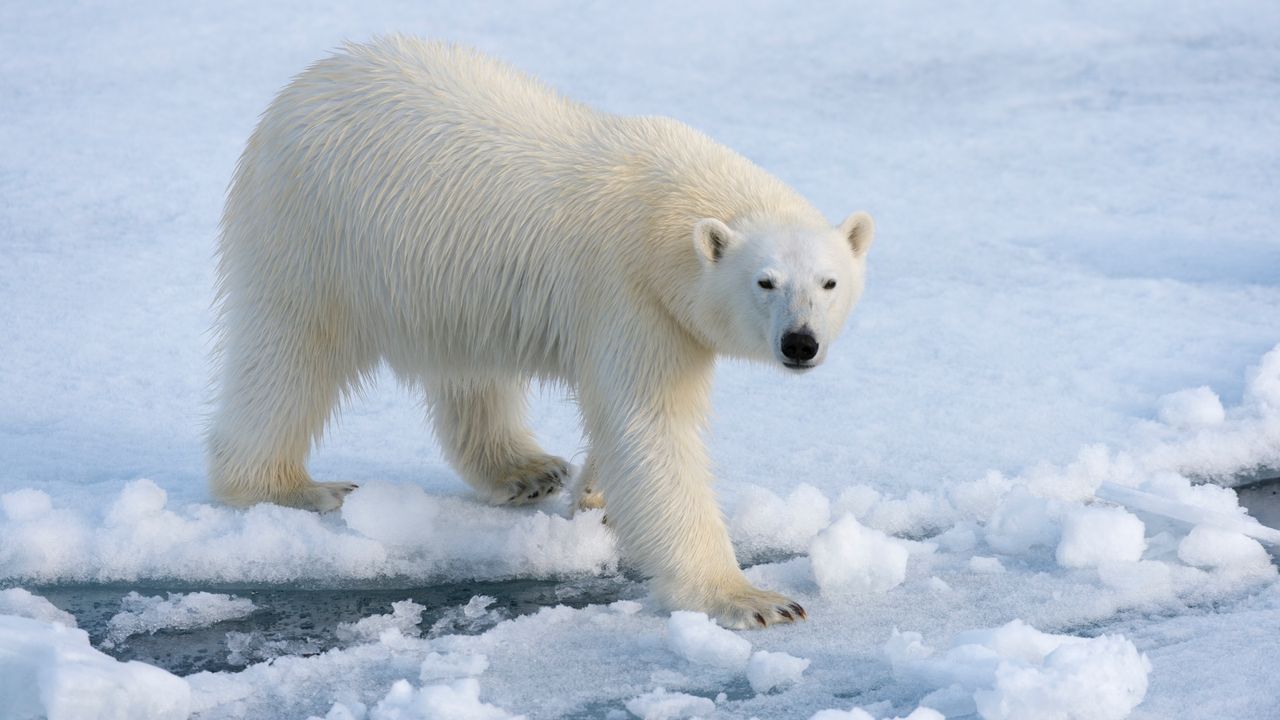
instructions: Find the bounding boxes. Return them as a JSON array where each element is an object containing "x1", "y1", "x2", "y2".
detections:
[
  {"x1": 778, "y1": 608, "x2": 793, "y2": 621},
  {"x1": 754, "y1": 612, "x2": 767, "y2": 627},
  {"x1": 789, "y1": 603, "x2": 807, "y2": 620}
]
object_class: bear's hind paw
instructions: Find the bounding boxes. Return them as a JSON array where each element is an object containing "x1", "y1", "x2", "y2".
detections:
[
  {"x1": 499, "y1": 455, "x2": 569, "y2": 506},
  {"x1": 284, "y1": 481, "x2": 359, "y2": 512}
]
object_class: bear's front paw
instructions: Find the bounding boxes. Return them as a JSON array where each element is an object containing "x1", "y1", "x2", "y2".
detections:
[
  {"x1": 705, "y1": 585, "x2": 807, "y2": 630},
  {"x1": 499, "y1": 454, "x2": 569, "y2": 505}
]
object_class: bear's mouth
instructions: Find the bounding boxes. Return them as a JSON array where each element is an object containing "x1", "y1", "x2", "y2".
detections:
[{"x1": 783, "y1": 361, "x2": 815, "y2": 372}]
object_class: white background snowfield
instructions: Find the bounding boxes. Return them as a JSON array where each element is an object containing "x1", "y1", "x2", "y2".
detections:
[{"x1": 2, "y1": 1, "x2": 1279, "y2": 719}]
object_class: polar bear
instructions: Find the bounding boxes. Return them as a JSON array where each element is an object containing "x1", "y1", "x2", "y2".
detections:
[{"x1": 208, "y1": 36, "x2": 874, "y2": 628}]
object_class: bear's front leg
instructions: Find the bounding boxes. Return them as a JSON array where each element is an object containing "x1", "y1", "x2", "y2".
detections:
[{"x1": 580, "y1": 369, "x2": 805, "y2": 629}]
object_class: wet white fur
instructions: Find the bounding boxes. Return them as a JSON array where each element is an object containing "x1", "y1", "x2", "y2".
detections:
[{"x1": 208, "y1": 36, "x2": 874, "y2": 628}]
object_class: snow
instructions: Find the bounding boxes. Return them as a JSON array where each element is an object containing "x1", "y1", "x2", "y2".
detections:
[
  {"x1": 0, "y1": 478, "x2": 615, "y2": 584},
  {"x1": 427, "y1": 596, "x2": 508, "y2": 638},
  {"x1": 336, "y1": 600, "x2": 426, "y2": 644},
  {"x1": 2, "y1": 0, "x2": 1279, "y2": 718},
  {"x1": 625, "y1": 688, "x2": 716, "y2": 720},
  {"x1": 810, "y1": 515, "x2": 911, "y2": 594},
  {"x1": 0, "y1": 615, "x2": 191, "y2": 720},
  {"x1": 731, "y1": 483, "x2": 832, "y2": 554},
  {"x1": 747, "y1": 649, "x2": 810, "y2": 693},
  {"x1": 418, "y1": 652, "x2": 490, "y2": 683},
  {"x1": 103, "y1": 591, "x2": 257, "y2": 648},
  {"x1": 322, "y1": 678, "x2": 523, "y2": 720},
  {"x1": 1156, "y1": 387, "x2": 1226, "y2": 430},
  {"x1": 665, "y1": 611, "x2": 752, "y2": 670},
  {"x1": 809, "y1": 708, "x2": 943, "y2": 720},
  {"x1": 969, "y1": 556, "x2": 1007, "y2": 574},
  {"x1": 1177, "y1": 525, "x2": 1272, "y2": 573},
  {"x1": 0, "y1": 588, "x2": 77, "y2": 627},
  {"x1": 1055, "y1": 507, "x2": 1146, "y2": 569},
  {"x1": 887, "y1": 620, "x2": 1150, "y2": 720}
]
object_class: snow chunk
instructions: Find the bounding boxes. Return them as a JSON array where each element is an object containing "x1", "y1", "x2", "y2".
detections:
[
  {"x1": 865, "y1": 490, "x2": 956, "y2": 536},
  {"x1": 974, "y1": 634, "x2": 1151, "y2": 720},
  {"x1": 625, "y1": 687, "x2": 715, "y2": 720},
  {"x1": 224, "y1": 630, "x2": 300, "y2": 667},
  {"x1": 1245, "y1": 344, "x2": 1280, "y2": 410},
  {"x1": 104, "y1": 590, "x2": 255, "y2": 647},
  {"x1": 0, "y1": 614, "x2": 190, "y2": 720},
  {"x1": 0, "y1": 588, "x2": 76, "y2": 627},
  {"x1": 665, "y1": 611, "x2": 751, "y2": 669},
  {"x1": 833, "y1": 484, "x2": 882, "y2": 520},
  {"x1": 106, "y1": 477, "x2": 170, "y2": 524},
  {"x1": 731, "y1": 483, "x2": 831, "y2": 553},
  {"x1": 360, "y1": 678, "x2": 523, "y2": 720},
  {"x1": 1157, "y1": 386, "x2": 1225, "y2": 429},
  {"x1": 1, "y1": 488, "x2": 53, "y2": 521},
  {"x1": 1141, "y1": 473, "x2": 1243, "y2": 516},
  {"x1": 336, "y1": 599, "x2": 425, "y2": 644},
  {"x1": 887, "y1": 620, "x2": 1149, "y2": 720},
  {"x1": 1177, "y1": 525, "x2": 1272, "y2": 573},
  {"x1": 984, "y1": 490, "x2": 1062, "y2": 556},
  {"x1": 428, "y1": 595, "x2": 507, "y2": 637},
  {"x1": 1055, "y1": 507, "x2": 1146, "y2": 569},
  {"x1": 747, "y1": 649, "x2": 810, "y2": 693},
  {"x1": 810, "y1": 514, "x2": 910, "y2": 595}
]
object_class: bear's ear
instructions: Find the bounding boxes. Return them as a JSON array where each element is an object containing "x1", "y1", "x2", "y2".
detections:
[
  {"x1": 693, "y1": 218, "x2": 739, "y2": 265},
  {"x1": 840, "y1": 211, "x2": 875, "y2": 256}
]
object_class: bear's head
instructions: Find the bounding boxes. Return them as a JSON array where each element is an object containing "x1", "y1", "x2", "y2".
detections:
[{"x1": 691, "y1": 211, "x2": 874, "y2": 371}]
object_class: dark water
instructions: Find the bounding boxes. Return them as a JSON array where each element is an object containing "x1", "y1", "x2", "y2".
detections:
[
  {"x1": 1236, "y1": 476, "x2": 1280, "y2": 539},
  {"x1": 35, "y1": 575, "x2": 640, "y2": 676}
]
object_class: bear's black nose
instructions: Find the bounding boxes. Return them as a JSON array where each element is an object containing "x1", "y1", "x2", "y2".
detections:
[{"x1": 781, "y1": 330, "x2": 819, "y2": 363}]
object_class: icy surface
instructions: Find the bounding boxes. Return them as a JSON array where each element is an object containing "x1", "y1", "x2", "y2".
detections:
[
  {"x1": 2, "y1": 0, "x2": 1280, "y2": 718},
  {"x1": 0, "y1": 615, "x2": 191, "y2": 720},
  {"x1": 104, "y1": 591, "x2": 256, "y2": 648}
]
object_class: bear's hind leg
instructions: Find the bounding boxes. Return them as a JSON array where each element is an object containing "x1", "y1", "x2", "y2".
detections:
[
  {"x1": 208, "y1": 303, "x2": 364, "y2": 512},
  {"x1": 573, "y1": 455, "x2": 606, "y2": 514},
  {"x1": 427, "y1": 378, "x2": 569, "y2": 505}
]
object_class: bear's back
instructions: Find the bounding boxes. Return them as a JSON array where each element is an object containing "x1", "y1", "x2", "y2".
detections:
[{"x1": 220, "y1": 37, "x2": 819, "y2": 378}]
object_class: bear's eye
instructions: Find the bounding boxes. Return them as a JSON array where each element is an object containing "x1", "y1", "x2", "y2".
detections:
[
  {"x1": 822, "y1": 279, "x2": 837, "y2": 290},
  {"x1": 757, "y1": 278, "x2": 775, "y2": 290}
]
